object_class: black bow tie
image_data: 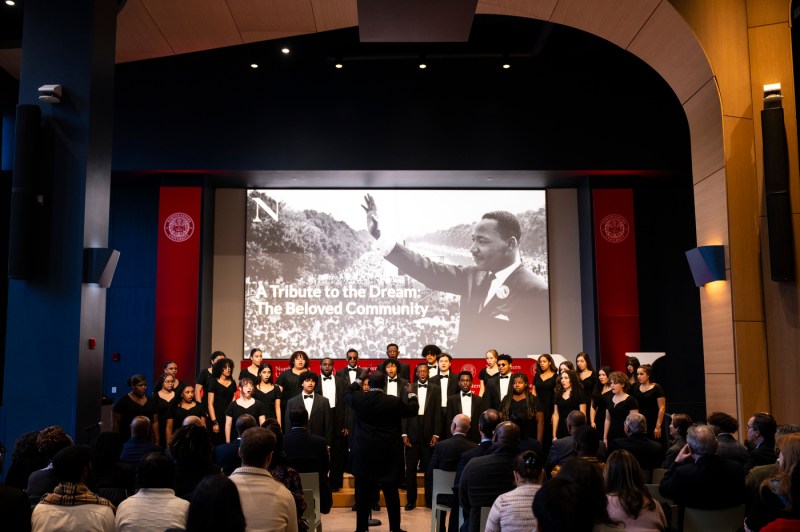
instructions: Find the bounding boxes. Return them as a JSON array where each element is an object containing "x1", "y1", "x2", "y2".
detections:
[
  {"x1": 418, "y1": 384, "x2": 427, "y2": 388},
  {"x1": 499, "y1": 375, "x2": 509, "y2": 379},
  {"x1": 440, "y1": 374, "x2": 449, "y2": 378},
  {"x1": 304, "y1": 394, "x2": 313, "y2": 399},
  {"x1": 323, "y1": 376, "x2": 332, "y2": 380},
  {"x1": 389, "y1": 378, "x2": 397, "y2": 383},
  {"x1": 348, "y1": 367, "x2": 358, "y2": 371},
  {"x1": 428, "y1": 365, "x2": 436, "y2": 369},
  {"x1": 462, "y1": 392, "x2": 472, "y2": 397}
]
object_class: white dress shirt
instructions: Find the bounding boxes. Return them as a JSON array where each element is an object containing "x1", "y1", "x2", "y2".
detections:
[
  {"x1": 303, "y1": 392, "x2": 314, "y2": 417},
  {"x1": 439, "y1": 374, "x2": 451, "y2": 407},
  {"x1": 320, "y1": 375, "x2": 336, "y2": 407}
]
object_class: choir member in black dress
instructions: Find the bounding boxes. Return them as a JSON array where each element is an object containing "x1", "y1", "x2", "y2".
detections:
[
  {"x1": 499, "y1": 372, "x2": 544, "y2": 445},
  {"x1": 631, "y1": 364, "x2": 666, "y2": 444},
  {"x1": 253, "y1": 362, "x2": 282, "y2": 427},
  {"x1": 167, "y1": 385, "x2": 207, "y2": 443},
  {"x1": 238, "y1": 347, "x2": 263, "y2": 384},
  {"x1": 534, "y1": 354, "x2": 558, "y2": 454},
  {"x1": 225, "y1": 378, "x2": 267, "y2": 442},
  {"x1": 276, "y1": 350, "x2": 310, "y2": 422},
  {"x1": 195, "y1": 350, "x2": 226, "y2": 415},
  {"x1": 603, "y1": 371, "x2": 639, "y2": 446},
  {"x1": 206, "y1": 357, "x2": 237, "y2": 445},
  {"x1": 576, "y1": 352, "x2": 597, "y2": 398},
  {"x1": 478, "y1": 348, "x2": 500, "y2": 397},
  {"x1": 160, "y1": 360, "x2": 188, "y2": 397},
  {"x1": 153, "y1": 373, "x2": 179, "y2": 447},
  {"x1": 559, "y1": 360, "x2": 575, "y2": 374},
  {"x1": 590, "y1": 366, "x2": 613, "y2": 431},
  {"x1": 625, "y1": 356, "x2": 641, "y2": 387},
  {"x1": 113, "y1": 374, "x2": 158, "y2": 443},
  {"x1": 552, "y1": 370, "x2": 586, "y2": 441}
]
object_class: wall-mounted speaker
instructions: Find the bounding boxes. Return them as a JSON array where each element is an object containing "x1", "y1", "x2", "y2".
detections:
[{"x1": 8, "y1": 104, "x2": 41, "y2": 280}]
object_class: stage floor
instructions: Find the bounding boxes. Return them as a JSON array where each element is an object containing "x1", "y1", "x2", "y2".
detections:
[{"x1": 322, "y1": 506, "x2": 433, "y2": 532}]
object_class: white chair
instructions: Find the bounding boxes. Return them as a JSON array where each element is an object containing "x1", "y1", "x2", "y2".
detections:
[
  {"x1": 430, "y1": 469, "x2": 456, "y2": 532},
  {"x1": 646, "y1": 484, "x2": 679, "y2": 530},
  {"x1": 298, "y1": 472, "x2": 323, "y2": 532},
  {"x1": 651, "y1": 467, "x2": 667, "y2": 485},
  {"x1": 479, "y1": 506, "x2": 492, "y2": 532},
  {"x1": 682, "y1": 505, "x2": 745, "y2": 532},
  {"x1": 302, "y1": 489, "x2": 319, "y2": 532}
]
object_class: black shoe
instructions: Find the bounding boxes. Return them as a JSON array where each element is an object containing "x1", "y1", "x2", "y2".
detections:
[
  {"x1": 351, "y1": 503, "x2": 357, "y2": 511},
  {"x1": 405, "y1": 503, "x2": 416, "y2": 511},
  {"x1": 372, "y1": 504, "x2": 380, "y2": 512}
]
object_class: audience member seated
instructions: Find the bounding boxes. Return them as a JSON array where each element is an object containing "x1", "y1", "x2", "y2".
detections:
[
  {"x1": 229, "y1": 427, "x2": 298, "y2": 532},
  {"x1": 214, "y1": 414, "x2": 257, "y2": 476},
  {"x1": 460, "y1": 421, "x2": 521, "y2": 532},
  {"x1": 758, "y1": 462, "x2": 800, "y2": 532},
  {"x1": 552, "y1": 425, "x2": 606, "y2": 477},
  {"x1": 659, "y1": 423, "x2": 745, "y2": 509},
  {"x1": 4, "y1": 431, "x2": 47, "y2": 490},
  {"x1": 264, "y1": 418, "x2": 309, "y2": 532},
  {"x1": 26, "y1": 425, "x2": 73, "y2": 506},
  {"x1": 546, "y1": 410, "x2": 586, "y2": 474},
  {"x1": 31, "y1": 445, "x2": 116, "y2": 532},
  {"x1": 119, "y1": 416, "x2": 161, "y2": 471},
  {"x1": 746, "y1": 413, "x2": 779, "y2": 474},
  {"x1": 604, "y1": 449, "x2": 667, "y2": 531},
  {"x1": 428, "y1": 413, "x2": 477, "y2": 531},
  {"x1": 182, "y1": 474, "x2": 246, "y2": 532},
  {"x1": 485, "y1": 450, "x2": 544, "y2": 532},
  {"x1": 533, "y1": 457, "x2": 623, "y2": 531},
  {"x1": 745, "y1": 432, "x2": 800, "y2": 531},
  {"x1": 168, "y1": 424, "x2": 221, "y2": 501},
  {"x1": 284, "y1": 407, "x2": 332, "y2": 514},
  {"x1": 747, "y1": 424, "x2": 800, "y2": 504},
  {"x1": 115, "y1": 452, "x2": 189, "y2": 531},
  {"x1": 708, "y1": 411, "x2": 748, "y2": 464},
  {"x1": 92, "y1": 431, "x2": 135, "y2": 507},
  {"x1": 0, "y1": 484, "x2": 31, "y2": 532},
  {"x1": 510, "y1": 411, "x2": 541, "y2": 454},
  {"x1": 663, "y1": 413, "x2": 692, "y2": 468},
  {"x1": 609, "y1": 413, "x2": 664, "y2": 474}
]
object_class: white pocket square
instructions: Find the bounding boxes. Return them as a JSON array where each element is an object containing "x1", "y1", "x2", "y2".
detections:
[{"x1": 494, "y1": 314, "x2": 510, "y2": 321}]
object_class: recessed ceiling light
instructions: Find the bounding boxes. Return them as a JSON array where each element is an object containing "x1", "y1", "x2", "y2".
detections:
[
  {"x1": 6, "y1": 0, "x2": 16, "y2": 5},
  {"x1": 335, "y1": 63, "x2": 343, "y2": 69},
  {"x1": 419, "y1": 63, "x2": 427, "y2": 69},
  {"x1": 502, "y1": 64, "x2": 511, "y2": 69},
  {"x1": 250, "y1": 63, "x2": 259, "y2": 69},
  {"x1": 281, "y1": 47, "x2": 290, "y2": 54}
]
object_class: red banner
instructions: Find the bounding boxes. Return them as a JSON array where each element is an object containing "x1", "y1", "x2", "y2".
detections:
[
  {"x1": 154, "y1": 187, "x2": 202, "y2": 382},
  {"x1": 592, "y1": 189, "x2": 640, "y2": 371}
]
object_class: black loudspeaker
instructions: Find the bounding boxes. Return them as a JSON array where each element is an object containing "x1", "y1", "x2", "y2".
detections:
[
  {"x1": 8, "y1": 104, "x2": 41, "y2": 280},
  {"x1": 761, "y1": 104, "x2": 795, "y2": 282}
]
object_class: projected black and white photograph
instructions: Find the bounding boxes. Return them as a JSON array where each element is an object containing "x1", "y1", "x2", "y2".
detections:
[{"x1": 245, "y1": 189, "x2": 549, "y2": 359}]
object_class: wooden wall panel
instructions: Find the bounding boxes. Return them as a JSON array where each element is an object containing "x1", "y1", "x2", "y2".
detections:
[
  {"x1": 685, "y1": 79, "x2": 726, "y2": 183},
  {"x1": 734, "y1": 321, "x2": 770, "y2": 421},
  {"x1": 694, "y1": 167, "x2": 730, "y2": 256},
  {"x1": 745, "y1": 0, "x2": 790, "y2": 27},
  {"x1": 699, "y1": 280, "x2": 736, "y2": 374},
  {"x1": 311, "y1": 0, "x2": 359, "y2": 31},
  {"x1": 140, "y1": 0, "x2": 242, "y2": 55},
  {"x1": 704, "y1": 372, "x2": 738, "y2": 420},
  {"x1": 551, "y1": 0, "x2": 659, "y2": 50},
  {"x1": 116, "y1": 0, "x2": 174, "y2": 63}
]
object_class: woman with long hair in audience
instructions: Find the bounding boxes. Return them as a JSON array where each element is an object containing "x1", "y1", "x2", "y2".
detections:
[
  {"x1": 576, "y1": 352, "x2": 597, "y2": 397},
  {"x1": 225, "y1": 377, "x2": 267, "y2": 443},
  {"x1": 591, "y1": 366, "x2": 613, "y2": 431},
  {"x1": 169, "y1": 424, "x2": 221, "y2": 501},
  {"x1": 604, "y1": 449, "x2": 667, "y2": 531},
  {"x1": 253, "y1": 362, "x2": 282, "y2": 426},
  {"x1": 154, "y1": 372, "x2": 179, "y2": 448},
  {"x1": 662, "y1": 413, "x2": 692, "y2": 468},
  {"x1": 184, "y1": 474, "x2": 246, "y2": 532},
  {"x1": 239, "y1": 347, "x2": 263, "y2": 383},
  {"x1": 500, "y1": 373, "x2": 545, "y2": 445},
  {"x1": 552, "y1": 370, "x2": 586, "y2": 441},
  {"x1": 113, "y1": 374, "x2": 158, "y2": 443},
  {"x1": 534, "y1": 354, "x2": 558, "y2": 453},
  {"x1": 631, "y1": 364, "x2": 666, "y2": 444},
  {"x1": 195, "y1": 350, "x2": 226, "y2": 415},
  {"x1": 485, "y1": 450, "x2": 544, "y2": 532},
  {"x1": 206, "y1": 357, "x2": 237, "y2": 446},
  {"x1": 167, "y1": 385, "x2": 206, "y2": 443},
  {"x1": 626, "y1": 357, "x2": 641, "y2": 387},
  {"x1": 263, "y1": 418, "x2": 308, "y2": 532},
  {"x1": 479, "y1": 349, "x2": 500, "y2": 397},
  {"x1": 746, "y1": 432, "x2": 800, "y2": 531},
  {"x1": 277, "y1": 350, "x2": 310, "y2": 421},
  {"x1": 604, "y1": 372, "x2": 639, "y2": 446}
]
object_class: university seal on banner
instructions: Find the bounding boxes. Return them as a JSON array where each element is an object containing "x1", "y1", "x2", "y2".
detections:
[
  {"x1": 461, "y1": 363, "x2": 477, "y2": 377},
  {"x1": 600, "y1": 214, "x2": 629, "y2": 243},
  {"x1": 164, "y1": 212, "x2": 195, "y2": 242}
]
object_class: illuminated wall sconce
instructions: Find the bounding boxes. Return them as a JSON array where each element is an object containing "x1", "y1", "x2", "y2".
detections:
[
  {"x1": 685, "y1": 245, "x2": 725, "y2": 287},
  {"x1": 83, "y1": 248, "x2": 120, "y2": 287}
]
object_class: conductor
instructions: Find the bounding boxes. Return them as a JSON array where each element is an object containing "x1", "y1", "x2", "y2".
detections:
[
  {"x1": 362, "y1": 194, "x2": 548, "y2": 356},
  {"x1": 346, "y1": 368, "x2": 419, "y2": 532}
]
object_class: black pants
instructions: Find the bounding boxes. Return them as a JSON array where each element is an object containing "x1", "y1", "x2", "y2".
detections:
[
  {"x1": 405, "y1": 437, "x2": 434, "y2": 507},
  {"x1": 329, "y1": 432, "x2": 348, "y2": 490},
  {"x1": 355, "y1": 475, "x2": 400, "y2": 532}
]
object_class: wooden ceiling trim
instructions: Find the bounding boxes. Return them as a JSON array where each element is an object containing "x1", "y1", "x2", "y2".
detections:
[
  {"x1": 550, "y1": 0, "x2": 660, "y2": 50},
  {"x1": 475, "y1": 0, "x2": 558, "y2": 20},
  {"x1": 311, "y1": 0, "x2": 359, "y2": 32},
  {"x1": 227, "y1": 0, "x2": 317, "y2": 38},
  {"x1": 140, "y1": 0, "x2": 243, "y2": 55},
  {"x1": 115, "y1": 0, "x2": 175, "y2": 63}
]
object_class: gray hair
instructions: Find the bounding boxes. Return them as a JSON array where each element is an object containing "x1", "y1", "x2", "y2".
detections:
[
  {"x1": 687, "y1": 424, "x2": 718, "y2": 456},
  {"x1": 624, "y1": 412, "x2": 647, "y2": 435}
]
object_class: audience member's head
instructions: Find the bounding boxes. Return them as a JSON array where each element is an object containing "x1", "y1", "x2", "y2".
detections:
[
  {"x1": 668, "y1": 413, "x2": 693, "y2": 442},
  {"x1": 548, "y1": 457, "x2": 616, "y2": 529},
  {"x1": 130, "y1": 416, "x2": 152, "y2": 439},
  {"x1": 52, "y1": 445, "x2": 94, "y2": 484},
  {"x1": 36, "y1": 425, "x2": 73, "y2": 460},
  {"x1": 624, "y1": 413, "x2": 647, "y2": 436},
  {"x1": 238, "y1": 427, "x2": 276, "y2": 469},
  {"x1": 687, "y1": 424, "x2": 718, "y2": 457},
  {"x1": 777, "y1": 424, "x2": 800, "y2": 438},
  {"x1": 183, "y1": 415, "x2": 203, "y2": 427},
  {"x1": 92, "y1": 431, "x2": 124, "y2": 470},
  {"x1": 5, "y1": 431, "x2": 46, "y2": 489},
  {"x1": 748, "y1": 412, "x2": 778, "y2": 446},
  {"x1": 514, "y1": 451, "x2": 544, "y2": 485},
  {"x1": 567, "y1": 410, "x2": 587, "y2": 434},
  {"x1": 707, "y1": 411, "x2": 739, "y2": 435},
  {"x1": 604, "y1": 449, "x2": 656, "y2": 520},
  {"x1": 368, "y1": 370, "x2": 387, "y2": 390},
  {"x1": 451, "y1": 414, "x2": 471, "y2": 436},
  {"x1": 288, "y1": 408, "x2": 309, "y2": 428},
  {"x1": 137, "y1": 451, "x2": 174, "y2": 489},
  {"x1": 169, "y1": 424, "x2": 213, "y2": 464},
  {"x1": 235, "y1": 414, "x2": 258, "y2": 438},
  {"x1": 493, "y1": 420, "x2": 521, "y2": 446},
  {"x1": 573, "y1": 426, "x2": 601, "y2": 458},
  {"x1": 262, "y1": 418, "x2": 286, "y2": 468},
  {"x1": 509, "y1": 411, "x2": 530, "y2": 436},
  {"x1": 186, "y1": 474, "x2": 246, "y2": 532},
  {"x1": 479, "y1": 409, "x2": 502, "y2": 439}
]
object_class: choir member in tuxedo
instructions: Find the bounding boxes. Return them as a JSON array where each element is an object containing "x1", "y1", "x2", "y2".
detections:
[
  {"x1": 383, "y1": 359, "x2": 409, "y2": 398},
  {"x1": 318, "y1": 357, "x2": 350, "y2": 491},
  {"x1": 446, "y1": 371, "x2": 486, "y2": 443},
  {"x1": 380, "y1": 343, "x2": 411, "y2": 381},
  {"x1": 345, "y1": 369, "x2": 419, "y2": 532},
  {"x1": 401, "y1": 363, "x2": 441, "y2": 510},
  {"x1": 284, "y1": 407, "x2": 333, "y2": 514},
  {"x1": 484, "y1": 353, "x2": 514, "y2": 410},
  {"x1": 422, "y1": 344, "x2": 442, "y2": 379},
  {"x1": 336, "y1": 348, "x2": 362, "y2": 384},
  {"x1": 285, "y1": 372, "x2": 333, "y2": 446},
  {"x1": 431, "y1": 353, "x2": 459, "y2": 440}
]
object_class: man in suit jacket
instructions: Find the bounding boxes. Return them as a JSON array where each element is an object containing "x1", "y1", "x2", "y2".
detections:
[
  {"x1": 319, "y1": 357, "x2": 350, "y2": 491},
  {"x1": 445, "y1": 371, "x2": 485, "y2": 443},
  {"x1": 546, "y1": 410, "x2": 587, "y2": 474},
  {"x1": 659, "y1": 424, "x2": 745, "y2": 510},
  {"x1": 431, "y1": 353, "x2": 459, "y2": 440},
  {"x1": 707, "y1": 411, "x2": 748, "y2": 464},
  {"x1": 214, "y1": 414, "x2": 257, "y2": 476},
  {"x1": 609, "y1": 413, "x2": 665, "y2": 472},
  {"x1": 401, "y1": 363, "x2": 442, "y2": 510},
  {"x1": 346, "y1": 369, "x2": 419, "y2": 532},
  {"x1": 285, "y1": 372, "x2": 333, "y2": 446},
  {"x1": 429, "y1": 414, "x2": 477, "y2": 532},
  {"x1": 379, "y1": 343, "x2": 411, "y2": 381},
  {"x1": 459, "y1": 421, "x2": 521, "y2": 532},
  {"x1": 744, "y1": 412, "x2": 778, "y2": 474},
  {"x1": 363, "y1": 194, "x2": 548, "y2": 357},
  {"x1": 284, "y1": 407, "x2": 333, "y2": 514},
  {"x1": 422, "y1": 344, "x2": 442, "y2": 379},
  {"x1": 336, "y1": 348, "x2": 362, "y2": 384},
  {"x1": 383, "y1": 359, "x2": 409, "y2": 398},
  {"x1": 483, "y1": 354, "x2": 514, "y2": 411}
]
